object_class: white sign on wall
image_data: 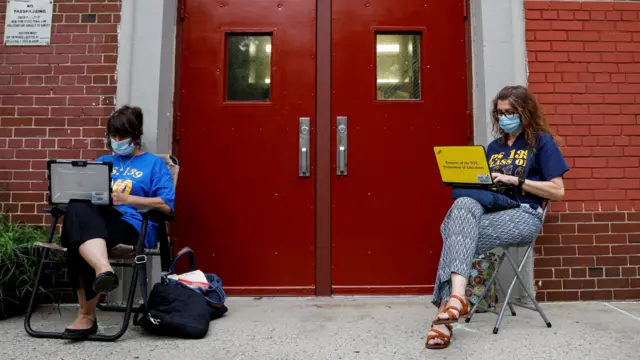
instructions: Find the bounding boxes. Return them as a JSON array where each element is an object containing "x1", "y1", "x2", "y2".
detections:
[{"x1": 3, "y1": 0, "x2": 54, "y2": 46}]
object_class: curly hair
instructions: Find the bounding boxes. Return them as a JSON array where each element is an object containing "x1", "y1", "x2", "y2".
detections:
[{"x1": 490, "y1": 85, "x2": 552, "y2": 149}]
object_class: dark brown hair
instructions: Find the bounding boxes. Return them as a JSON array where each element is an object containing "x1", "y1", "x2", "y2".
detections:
[
  {"x1": 105, "y1": 105, "x2": 143, "y2": 150},
  {"x1": 490, "y1": 85, "x2": 552, "y2": 149}
]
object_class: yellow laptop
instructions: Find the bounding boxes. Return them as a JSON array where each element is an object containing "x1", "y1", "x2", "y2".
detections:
[{"x1": 433, "y1": 145, "x2": 495, "y2": 187}]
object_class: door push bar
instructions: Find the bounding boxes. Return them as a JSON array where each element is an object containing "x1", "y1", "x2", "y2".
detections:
[
  {"x1": 336, "y1": 116, "x2": 347, "y2": 176},
  {"x1": 299, "y1": 117, "x2": 310, "y2": 177}
]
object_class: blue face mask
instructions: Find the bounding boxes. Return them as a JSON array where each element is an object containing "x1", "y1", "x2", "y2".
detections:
[
  {"x1": 499, "y1": 115, "x2": 521, "y2": 134},
  {"x1": 111, "y1": 138, "x2": 135, "y2": 156}
]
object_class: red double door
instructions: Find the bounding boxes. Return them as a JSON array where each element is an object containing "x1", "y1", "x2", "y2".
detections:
[{"x1": 175, "y1": 0, "x2": 470, "y2": 295}]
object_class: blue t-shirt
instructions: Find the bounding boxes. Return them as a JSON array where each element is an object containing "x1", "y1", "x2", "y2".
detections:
[
  {"x1": 97, "y1": 152, "x2": 176, "y2": 248},
  {"x1": 486, "y1": 132, "x2": 569, "y2": 208}
]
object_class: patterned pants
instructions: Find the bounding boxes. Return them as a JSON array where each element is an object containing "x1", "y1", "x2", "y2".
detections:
[{"x1": 431, "y1": 197, "x2": 543, "y2": 308}]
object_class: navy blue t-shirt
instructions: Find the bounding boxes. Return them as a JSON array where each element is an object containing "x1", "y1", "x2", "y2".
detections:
[{"x1": 486, "y1": 132, "x2": 569, "y2": 208}]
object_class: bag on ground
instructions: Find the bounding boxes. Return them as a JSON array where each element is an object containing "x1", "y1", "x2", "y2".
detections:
[{"x1": 134, "y1": 247, "x2": 227, "y2": 338}]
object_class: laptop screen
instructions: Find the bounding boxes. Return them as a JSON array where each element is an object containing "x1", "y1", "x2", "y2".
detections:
[
  {"x1": 433, "y1": 146, "x2": 493, "y2": 185},
  {"x1": 48, "y1": 160, "x2": 113, "y2": 206}
]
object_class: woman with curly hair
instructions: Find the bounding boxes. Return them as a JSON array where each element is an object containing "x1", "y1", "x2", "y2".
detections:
[{"x1": 426, "y1": 85, "x2": 569, "y2": 349}]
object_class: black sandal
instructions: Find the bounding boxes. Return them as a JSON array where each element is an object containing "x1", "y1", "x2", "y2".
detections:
[
  {"x1": 63, "y1": 318, "x2": 98, "y2": 340},
  {"x1": 92, "y1": 271, "x2": 119, "y2": 294}
]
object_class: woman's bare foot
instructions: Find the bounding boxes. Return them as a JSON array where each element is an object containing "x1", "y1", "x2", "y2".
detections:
[
  {"x1": 436, "y1": 294, "x2": 468, "y2": 322},
  {"x1": 426, "y1": 323, "x2": 451, "y2": 347},
  {"x1": 67, "y1": 313, "x2": 96, "y2": 330}
]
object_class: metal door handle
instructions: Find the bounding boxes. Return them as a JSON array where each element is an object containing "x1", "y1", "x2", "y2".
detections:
[
  {"x1": 301, "y1": 147, "x2": 308, "y2": 174},
  {"x1": 337, "y1": 116, "x2": 347, "y2": 175},
  {"x1": 299, "y1": 117, "x2": 310, "y2": 177}
]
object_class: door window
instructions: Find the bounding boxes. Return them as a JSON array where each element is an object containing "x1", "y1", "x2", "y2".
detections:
[
  {"x1": 226, "y1": 34, "x2": 272, "y2": 102},
  {"x1": 375, "y1": 33, "x2": 421, "y2": 101}
]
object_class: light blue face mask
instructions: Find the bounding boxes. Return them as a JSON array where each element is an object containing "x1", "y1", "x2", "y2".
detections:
[
  {"x1": 111, "y1": 138, "x2": 135, "y2": 156},
  {"x1": 499, "y1": 114, "x2": 521, "y2": 134}
]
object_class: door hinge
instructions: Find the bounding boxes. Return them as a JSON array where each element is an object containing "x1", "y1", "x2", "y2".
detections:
[
  {"x1": 179, "y1": 0, "x2": 186, "y2": 21},
  {"x1": 174, "y1": 112, "x2": 181, "y2": 143}
]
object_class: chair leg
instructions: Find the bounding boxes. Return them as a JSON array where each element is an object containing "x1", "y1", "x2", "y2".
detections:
[
  {"x1": 493, "y1": 247, "x2": 552, "y2": 334},
  {"x1": 24, "y1": 246, "x2": 51, "y2": 338},
  {"x1": 466, "y1": 252, "x2": 505, "y2": 324},
  {"x1": 503, "y1": 249, "x2": 552, "y2": 329},
  {"x1": 24, "y1": 253, "x2": 141, "y2": 341},
  {"x1": 493, "y1": 247, "x2": 532, "y2": 334},
  {"x1": 25, "y1": 215, "x2": 61, "y2": 338},
  {"x1": 496, "y1": 280, "x2": 517, "y2": 316},
  {"x1": 80, "y1": 266, "x2": 140, "y2": 341},
  {"x1": 494, "y1": 264, "x2": 519, "y2": 334}
]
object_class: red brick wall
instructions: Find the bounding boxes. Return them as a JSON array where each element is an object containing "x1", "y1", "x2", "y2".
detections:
[
  {"x1": 526, "y1": 1, "x2": 640, "y2": 301},
  {"x1": 0, "y1": 0, "x2": 120, "y2": 224}
]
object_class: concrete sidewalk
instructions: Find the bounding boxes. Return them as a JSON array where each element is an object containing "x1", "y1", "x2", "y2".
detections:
[{"x1": 1, "y1": 297, "x2": 638, "y2": 360}]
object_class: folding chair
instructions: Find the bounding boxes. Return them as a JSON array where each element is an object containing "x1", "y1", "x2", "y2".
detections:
[
  {"x1": 24, "y1": 154, "x2": 179, "y2": 342},
  {"x1": 465, "y1": 200, "x2": 553, "y2": 334}
]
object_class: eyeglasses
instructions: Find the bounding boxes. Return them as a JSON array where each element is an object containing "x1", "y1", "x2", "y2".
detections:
[{"x1": 496, "y1": 110, "x2": 518, "y2": 119}]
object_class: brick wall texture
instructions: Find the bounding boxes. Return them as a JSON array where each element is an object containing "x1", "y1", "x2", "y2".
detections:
[
  {"x1": 0, "y1": 0, "x2": 120, "y2": 224},
  {"x1": 526, "y1": 1, "x2": 640, "y2": 301}
]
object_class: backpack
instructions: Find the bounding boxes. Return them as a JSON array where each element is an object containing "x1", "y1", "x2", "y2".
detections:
[{"x1": 133, "y1": 247, "x2": 227, "y2": 339}]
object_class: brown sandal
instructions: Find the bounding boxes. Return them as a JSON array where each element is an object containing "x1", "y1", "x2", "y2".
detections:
[
  {"x1": 425, "y1": 323, "x2": 453, "y2": 349},
  {"x1": 432, "y1": 295, "x2": 469, "y2": 325}
]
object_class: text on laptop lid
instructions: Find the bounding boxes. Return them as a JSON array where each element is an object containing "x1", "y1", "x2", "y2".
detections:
[{"x1": 433, "y1": 146, "x2": 493, "y2": 185}]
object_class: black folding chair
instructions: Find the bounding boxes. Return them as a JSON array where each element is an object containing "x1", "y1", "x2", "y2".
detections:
[
  {"x1": 465, "y1": 200, "x2": 553, "y2": 334},
  {"x1": 24, "y1": 155, "x2": 179, "y2": 342}
]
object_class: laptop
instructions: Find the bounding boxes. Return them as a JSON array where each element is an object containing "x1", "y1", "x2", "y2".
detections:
[
  {"x1": 433, "y1": 145, "x2": 514, "y2": 191},
  {"x1": 47, "y1": 160, "x2": 114, "y2": 207}
]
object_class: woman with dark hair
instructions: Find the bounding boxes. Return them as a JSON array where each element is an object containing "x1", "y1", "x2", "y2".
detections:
[
  {"x1": 426, "y1": 85, "x2": 570, "y2": 349},
  {"x1": 60, "y1": 105, "x2": 175, "y2": 338}
]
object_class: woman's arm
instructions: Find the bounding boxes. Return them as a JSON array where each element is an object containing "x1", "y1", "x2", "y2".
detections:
[
  {"x1": 112, "y1": 192, "x2": 173, "y2": 214},
  {"x1": 521, "y1": 176, "x2": 565, "y2": 201},
  {"x1": 492, "y1": 173, "x2": 565, "y2": 201}
]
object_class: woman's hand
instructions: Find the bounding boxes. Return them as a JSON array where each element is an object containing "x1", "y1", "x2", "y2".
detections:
[
  {"x1": 112, "y1": 192, "x2": 131, "y2": 205},
  {"x1": 491, "y1": 172, "x2": 519, "y2": 186}
]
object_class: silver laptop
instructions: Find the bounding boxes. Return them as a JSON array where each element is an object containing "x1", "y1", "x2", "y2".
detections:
[{"x1": 47, "y1": 160, "x2": 113, "y2": 206}]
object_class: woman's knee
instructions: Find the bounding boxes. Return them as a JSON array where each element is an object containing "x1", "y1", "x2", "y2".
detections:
[
  {"x1": 65, "y1": 202, "x2": 95, "y2": 216},
  {"x1": 441, "y1": 197, "x2": 482, "y2": 228},
  {"x1": 440, "y1": 198, "x2": 484, "y2": 247},
  {"x1": 452, "y1": 197, "x2": 481, "y2": 210}
]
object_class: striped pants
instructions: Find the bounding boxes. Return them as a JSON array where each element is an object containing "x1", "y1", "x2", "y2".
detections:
[{"x1": 431, "y1": 197, "x2": 544, "y2": 308}]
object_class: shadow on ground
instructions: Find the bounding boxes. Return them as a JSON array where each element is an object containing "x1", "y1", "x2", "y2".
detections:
[{"x1": 1, "y1": 297, "x2": 638, "y2": 360}]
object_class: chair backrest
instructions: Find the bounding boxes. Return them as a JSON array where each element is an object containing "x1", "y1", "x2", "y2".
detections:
[
  {"x1": 158, "y1": 154, "x2": 180, "y2": 189},
  {"x1": 155, "y1": 154, "x2": 179, "y2": 260}
]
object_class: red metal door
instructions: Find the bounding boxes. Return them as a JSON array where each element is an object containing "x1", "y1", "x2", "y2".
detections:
[
  {"x1": 176, "y1": 0, "x2": 317, "y2": 295},
  {"x1": 331, "y1": 0, "x2": 470, "y2": 294}
]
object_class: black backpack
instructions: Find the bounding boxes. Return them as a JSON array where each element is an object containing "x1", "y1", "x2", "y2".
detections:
[
  {"x1": 134, "y1": 280, "x2": 211, "y2": 339},
  {"x1": 133, "y1": 247, "x2": 227, "y2": 339}
]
